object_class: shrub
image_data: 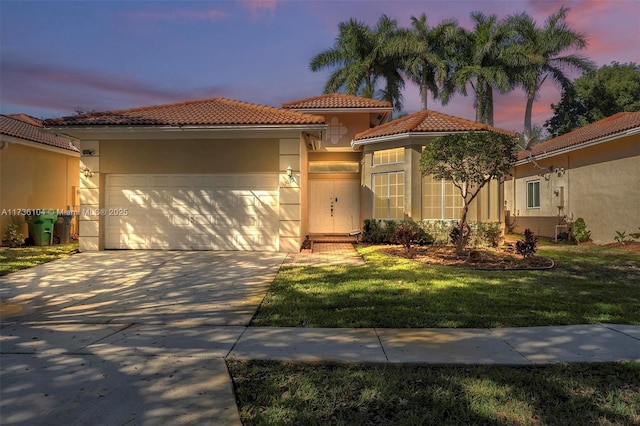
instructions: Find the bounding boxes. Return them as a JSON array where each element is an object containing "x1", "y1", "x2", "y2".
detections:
[
  {"x1": 363, "y1": 219, "x2": 434, "y2": 246},
  {"x1": 394, "y1": 224, "x2": 419, "y2": 253},
  {"x1": 572, "y1": 217, "x2": 591, "y2": 243},
  {"x1": 614, "y1": 230, "x2": 627, "y2": 246},
  {"x1": 3, "y1": 224, "x2": 25, "y2": 248},
  {"x1": 420, "y1": 220, "x2": 456, "y2": 245},
  {"x1": 362, "y1": 219, "x2": 398, "y2": 244},
  {"x1": 516, "y1": 229, "x2": 538, "y2": 258},
  {"x1": 469, "y1": 222, "x2": 503, "y2": 247}
]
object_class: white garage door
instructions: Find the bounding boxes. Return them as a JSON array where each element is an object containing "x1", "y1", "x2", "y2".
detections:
[{"x1": 105, "y1": 174, "x2": 279, "y2": 250}]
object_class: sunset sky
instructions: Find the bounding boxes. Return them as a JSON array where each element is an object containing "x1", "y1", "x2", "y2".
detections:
[{"x1": 1, "y1": 0, "x2": 638, "y2": 133}]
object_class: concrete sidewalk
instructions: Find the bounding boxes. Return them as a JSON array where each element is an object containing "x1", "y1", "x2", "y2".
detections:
[{"x1": 230, "y1": 323, "x2": 640, "y2": 365}]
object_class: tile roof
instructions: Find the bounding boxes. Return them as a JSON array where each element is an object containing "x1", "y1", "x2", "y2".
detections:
[
  {"x1": 282, "y1": 93, "x2": 392, "y2": 109},
  {"x1": 0, "y1": 114, "x2": 79, "y2": 152},
  {"x1": 43, "y1": 98, "x2": 325, "y2": 127},
  {"x1": 518, "y1": 111, "x2": 640, "y2": 160},
  {"x1": 353, "y1": 109, "x2": 515, "y2": 141}
]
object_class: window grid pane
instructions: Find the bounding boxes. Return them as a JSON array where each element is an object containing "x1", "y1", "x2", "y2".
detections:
[
  {"x1": 373, "y1": 148, "x2": 405, "y2": 165},
  {"x1": 422, "y1": 175, "x2": 463, "y2": 220},
  {"x1": 372, "y1": 172, "x2": 404, "y2": 219}
]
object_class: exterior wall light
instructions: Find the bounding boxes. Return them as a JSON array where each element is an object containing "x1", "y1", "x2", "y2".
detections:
[
  {"x1": 82, "y1": 167, "x2": 94, "y2": 178},
  {"x1": 286, "y1": 165, "x2": 294, "y2": 183}
]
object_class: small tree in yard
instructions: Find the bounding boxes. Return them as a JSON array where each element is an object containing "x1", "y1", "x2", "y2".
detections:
[{"x1": 420, "y1": 131, "x2": 518, "y2": 255}]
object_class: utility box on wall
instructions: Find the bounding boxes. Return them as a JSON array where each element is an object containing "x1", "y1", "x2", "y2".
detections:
[{"x1": 554, "y1": 186, "x2": 565, "y2": 207}]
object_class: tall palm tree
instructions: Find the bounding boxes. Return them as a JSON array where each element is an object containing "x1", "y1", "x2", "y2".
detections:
[
  {"x1": 309, "y1": 16, "x2": 405, "y2": 111},
  {"x1": 399, "y1": 14, "x2": 460, "y2": 110},
  {"x1": 506, "y1": 7, "x2": 594, "y2": 148},
  {"x1": 448, "y1": 12, "x2": 516, "y2": 126}
]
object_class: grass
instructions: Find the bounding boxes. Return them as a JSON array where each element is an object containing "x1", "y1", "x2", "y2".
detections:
[
  {"x1": 0, "y1": 242, "x2": 79, "y2": 276},
  {"x1": 252, "y1": 244, "x2": 640, "y2": 328},
  {"x1": 228, "y1": 360, "x2": 640, "y2": 426}
]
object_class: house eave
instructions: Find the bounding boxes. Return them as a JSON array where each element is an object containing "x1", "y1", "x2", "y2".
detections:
[
  {"x1": 43, "y1": 123, "x2": 328, "y2": 140},
  {"x1": 292, "y1": 107, "x2": 393, "y2": 114},
  {"x1": 0, "y1": 134, "x2": 80, "y2": 157}
]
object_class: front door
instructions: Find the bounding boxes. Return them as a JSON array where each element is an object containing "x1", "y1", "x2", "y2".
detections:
[{"x1": 309, "y1": 179, "x2": 360, "y2": 234}]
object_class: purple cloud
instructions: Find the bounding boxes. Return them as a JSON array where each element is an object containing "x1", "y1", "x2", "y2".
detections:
[
  {"x1": 123, "y1": 8, "x2": 228, "y2": 21},
  {"x1": 239, "y1": 0, "x2": 278, "y2": 20},
  {"x1": 0, "y1": 59, "x2": 230, "y2": 116}
]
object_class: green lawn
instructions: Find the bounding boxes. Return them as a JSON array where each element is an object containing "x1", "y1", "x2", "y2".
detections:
[
  {"x1": 228, "y1": 360, "x2": 640, "y2": 426},
  {"x1": 0, "y1": 243, "x2": 79, "y2": 276},
  {"x1": 252, "y1": 244, "x2": 640, "y2": 328}
]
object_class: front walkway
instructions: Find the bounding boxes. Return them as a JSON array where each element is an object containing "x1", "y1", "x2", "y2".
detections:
[{"x1": 283, "y1": 242, "x2": 365, "y2": 267}]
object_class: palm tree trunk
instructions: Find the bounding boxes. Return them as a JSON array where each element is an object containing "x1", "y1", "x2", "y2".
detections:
[
  {"x1": 420, "y1": 81, "x2": 428, "y2": 110},
  {"x1": 485, "y1": 85, "x2": 494, "y2": 126},
  {"x1": 475, "y1": 83, "x2": 484, "y2": 123},
  {"x1": 524, "y1": 89, "x2": 535, "y2": 149}
]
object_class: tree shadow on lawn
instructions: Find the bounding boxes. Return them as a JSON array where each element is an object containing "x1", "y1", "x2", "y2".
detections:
[
  {"x1": 252, "y1": 247, "x2": 640, "y2": 328},
  {"x1": 228, "y1": 360, "x2": 640, "y2": 426}
]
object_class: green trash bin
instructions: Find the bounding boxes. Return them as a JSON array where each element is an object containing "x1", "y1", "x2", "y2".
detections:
[
  {"x1": 25, "y1": 211, "x2": 58, "y2": 246},
  {"x1": 53, "y1": 213, "x2": 73, "y2": 244}
]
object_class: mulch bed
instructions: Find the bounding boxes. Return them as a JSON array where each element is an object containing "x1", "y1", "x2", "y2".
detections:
[
  {"x1": 380, "y1": 241, "x2": 640, "y2": 270},
  {"x1": 379, "y1": 245, "x2": 555, "y2": 270}
]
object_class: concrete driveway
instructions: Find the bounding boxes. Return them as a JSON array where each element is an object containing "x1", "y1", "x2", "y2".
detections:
[{"x1": 0, "y1": 250, "x2": 287, "y2": 426}]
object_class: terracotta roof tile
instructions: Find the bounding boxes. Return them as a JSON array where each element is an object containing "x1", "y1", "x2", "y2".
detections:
[
  {"x1": 0, "y1": 114, "x2": 79, "y2": 152},
  {"x1": 518, "y1": 111, "x2": 640, "y2": 160},
  {"x1": 43, "y1": 98, "x2": 325, "y2": 127},
  {"x1": 283, "y1": 93, "x2": 392, "y2": 109},
  {"x1": 353, "y1": 110, "x2": 515, "y2": 141}
]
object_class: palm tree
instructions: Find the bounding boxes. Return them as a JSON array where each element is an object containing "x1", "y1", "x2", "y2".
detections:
[
  {"x1": 448, "y1": 12, "x2": 516, "y2": 126},
  {"x1": 309, "y1": 15, "x2": 405, "y2": 111},
  {"x1": 398, "y1": 14, "x2": 460, "y2": 110},
  {"x1": 506, "y1": 7, "x2": 594, "y2": 148}
]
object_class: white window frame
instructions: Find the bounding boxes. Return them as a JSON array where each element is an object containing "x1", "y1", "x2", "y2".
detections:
[
  {"x1": 372, "y1": 171, "x2": 404, "y2": 219},
  {"x1": 372, "y1": 148, "x2": 405, "y2": 166},
  {"x1": 527, "y1": 180, "x2": 541, "y2": 209}
]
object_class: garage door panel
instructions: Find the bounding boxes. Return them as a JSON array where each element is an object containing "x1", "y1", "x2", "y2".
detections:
[
  {"x1": 170, "y1": 175, "x2": 192, "y2": 187},
  {"x1": 171, "y1": 214, "x2": 192, "y2": 227},
  {"x1": 149, "y1": 175, "x2": 170, "y2": 186},
  {"x1": 105, "y1": 174, "x2": 279, "y2": 250},
  {"x1": 148, "y1": 189, "x2": 171, "y2": 207}
]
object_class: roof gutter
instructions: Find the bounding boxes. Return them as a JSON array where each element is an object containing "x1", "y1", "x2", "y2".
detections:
[
  {"x1": 43, "y1": 123, "x2": 326, "y2": 133},
  {"x1": 42, "y1": 123, "x2": 327, "y2": 140},
  {"x1": 291, "y1": 107, "x2": 393, "y2": 114},
  {"x1": 515, "y1": 127, "x2": 640, "y2": 166},
  {"x1": 0, "y1": 134, "x2": 79, "y2": 156},
  {"x1": 351, "y1": 131, "x2": 468, "y2": 148}
]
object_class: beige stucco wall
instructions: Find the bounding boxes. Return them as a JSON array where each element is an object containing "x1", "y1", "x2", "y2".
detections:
[
  {"x1": 100, "y1": 139, "x2": 278, "y2": 174},
  {"x1": 0, "y1": 142, "x2": 79, "y2": 241},
  {"x1": 278, "y1": 137, "x2": 304, "y2": 253},
  {"x1": 321, "y1": 112, "x2": 371, "y2": 150},
  {"x1": 505, "y1": 133, "x2": 639, "y2": 243}
]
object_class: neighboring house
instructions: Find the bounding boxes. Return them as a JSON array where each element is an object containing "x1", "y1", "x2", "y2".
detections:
[
  {"x1": 0, "y1": 114, "x2": 80, "y2": 241},
  {"x1": 43, "y1": 95, "x2": 514, "y2": 253},
  {"x1": 505, "y1": 111, "x2": 640, "y2": 244}
]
